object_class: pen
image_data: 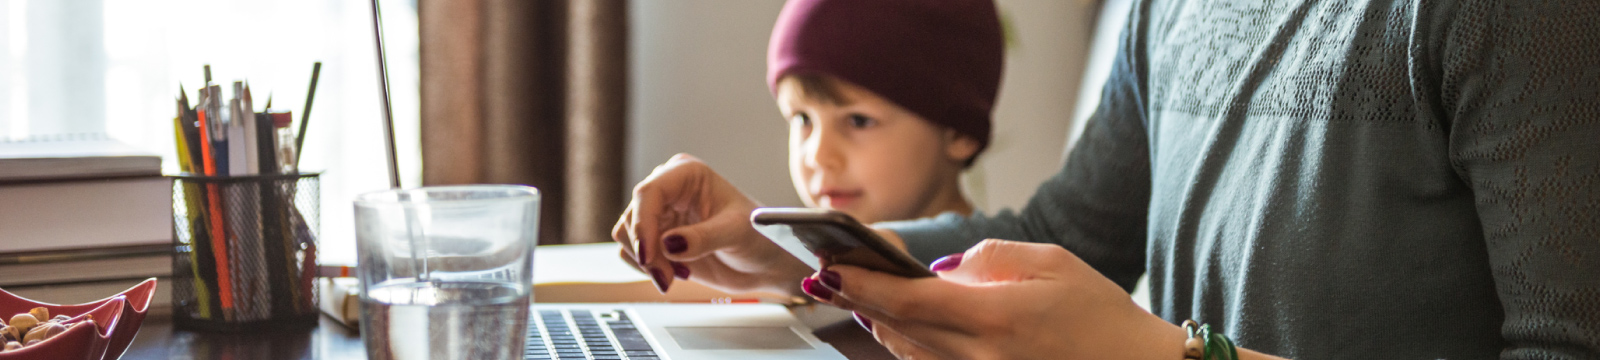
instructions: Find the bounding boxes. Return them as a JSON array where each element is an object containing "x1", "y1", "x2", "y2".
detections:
[{"x1": 242, "y1": 83, "x2": 259, "y2": 175}]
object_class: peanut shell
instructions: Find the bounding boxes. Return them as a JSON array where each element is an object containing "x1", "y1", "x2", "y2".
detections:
[
  {"x1": 7, "y1": 314, "x2": 36, "y2": 334},
  {"x1": 22, "y1": 322, "x2": 64, "y2": 343}
]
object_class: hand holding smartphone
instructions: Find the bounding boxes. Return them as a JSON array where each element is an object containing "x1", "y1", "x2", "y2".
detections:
[{"x1": 751, "y1": 207, "x2": 935, "y2": 278}]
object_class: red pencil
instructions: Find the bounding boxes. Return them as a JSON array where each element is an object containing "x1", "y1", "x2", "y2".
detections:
[{"x1": 197, "y1": 109, "x2": 235, "y2": 317}]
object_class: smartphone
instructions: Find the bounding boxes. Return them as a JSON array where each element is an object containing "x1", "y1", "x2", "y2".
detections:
[{"x1": 751, "y1": 207, "x2": 935, "y2": 278}]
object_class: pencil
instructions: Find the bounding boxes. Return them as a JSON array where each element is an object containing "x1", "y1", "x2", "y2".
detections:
[
  {"x1": 197, "y1": 106, "x2": 236, "y2": 320},
  {"x1": 174, "y1": 110, "x2": 214, "y2": 319},
  {"x1": 180, "y1": 86, "x2": 218, "y2": 318},
  {"x1": 294, "y1": 62, "x2": 321, "y2": 168}
]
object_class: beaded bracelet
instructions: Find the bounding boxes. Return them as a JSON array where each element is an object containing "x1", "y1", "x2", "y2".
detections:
[{"x1": 1181, "y1": 320, "x2": 1238, "y2": 360}]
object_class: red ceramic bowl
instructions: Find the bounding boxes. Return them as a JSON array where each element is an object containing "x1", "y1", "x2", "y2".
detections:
[
  {"x1": 0, "y1": 278, "x2": 156, "y2": 360},
  {"x1": 0, "y1": 296, "x2": 124, "y2": 360}
]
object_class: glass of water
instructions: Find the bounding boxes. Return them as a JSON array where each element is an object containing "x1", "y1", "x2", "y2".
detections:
[{"x1": 354, "y1": 185, "x2": 540, "y2": 360}]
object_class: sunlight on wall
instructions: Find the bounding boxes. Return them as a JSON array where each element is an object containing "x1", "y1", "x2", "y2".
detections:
[{"x1": 0, "y1": 0, "x2": 421, "y2": 265}]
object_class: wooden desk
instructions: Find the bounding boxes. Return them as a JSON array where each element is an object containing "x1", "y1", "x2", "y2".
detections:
[{"x1": 123, "y1": 313, "x2": 893, "y2": 360}]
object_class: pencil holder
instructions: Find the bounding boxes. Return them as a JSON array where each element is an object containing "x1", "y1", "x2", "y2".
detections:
[{"x1": 168, "y1": 172, "x2": 321, "y2": 331}]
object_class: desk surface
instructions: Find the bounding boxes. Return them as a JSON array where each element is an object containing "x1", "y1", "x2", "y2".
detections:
[{"x1": 123, "y1": 312, "x2": 893, "y2": 360}]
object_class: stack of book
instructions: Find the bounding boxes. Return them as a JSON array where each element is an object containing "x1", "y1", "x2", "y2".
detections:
[{"x1": 0, "y1": 135, "x2": 172, "y2": 308}]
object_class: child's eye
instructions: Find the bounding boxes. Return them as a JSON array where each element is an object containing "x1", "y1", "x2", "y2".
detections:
[
  {"x1": 848, "y1": 114, "x2": 877, "y2": 128},
  {"x1": 791, "y1": 113, "x2": 812, "y2": 127}
]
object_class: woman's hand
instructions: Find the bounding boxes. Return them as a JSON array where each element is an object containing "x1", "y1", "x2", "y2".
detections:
[
  {"x1": 612, "y1": 153, "x2": 814, "y2": 297},
  {"x1": 803, "y1": 239, "x2": 1188, "y2": 360}
]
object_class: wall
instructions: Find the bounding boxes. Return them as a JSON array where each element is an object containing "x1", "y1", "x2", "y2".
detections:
[{"x1": 628, "y1": 0, "x2": 1104, "y2": 213}]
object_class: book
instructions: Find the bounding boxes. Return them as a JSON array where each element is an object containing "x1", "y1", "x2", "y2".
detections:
[
  {"x1": 318, "y1": 277, "x2": 360, "y2": 328},
  {"x1": 0, "y1": 245, "x2": 172, "y2": 287},
  {"x1": 0, "y1": 136, "x2": 161, "y2": 182},
  {"x1": 0, "y1": 176, "x2": 172, "y2": 253}
]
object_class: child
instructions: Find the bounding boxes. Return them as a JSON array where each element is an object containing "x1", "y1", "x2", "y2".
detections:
[{"x1": 765, "y1": 0, "x2": 1004, "y2": 224}]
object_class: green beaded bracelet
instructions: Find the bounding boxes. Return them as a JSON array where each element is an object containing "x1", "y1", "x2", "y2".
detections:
[{"x1": 1181, "y1": 320, "x2": 1238, "y2": 360}]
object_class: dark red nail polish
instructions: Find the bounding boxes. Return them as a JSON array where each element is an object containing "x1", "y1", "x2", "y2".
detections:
[
  {"x1": 672, "y1": 262, "x2": 691, "y2": 280},
  {"x1": 853, "y1": 312, "x2": 873, "y2": 331},
  {"x1": 665, "y1": 235, "x2": 688, "y2": 254},
  {"x1": 651, "y1": 268, "x2": 670, "y2": 293},
  {"x1": 818, "y1": 269, "x2": 842, "y2": 291},
  {"x1": 929, "y1": 253, "x2": 964, "y2": 272},
  {"x1": 801, "y1": 277, "x2": 834, "y2": 301}
]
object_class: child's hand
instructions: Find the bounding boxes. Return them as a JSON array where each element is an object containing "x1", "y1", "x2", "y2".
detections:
[
  {"x1": 612, "y1": 153, "x2": 815, "y2": 297},
  {"x1": 803, "y1": 239, "x2": 1193, "y2": 360}
]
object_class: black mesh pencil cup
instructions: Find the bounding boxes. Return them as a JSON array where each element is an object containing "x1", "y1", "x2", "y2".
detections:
[{"x1": 169, "y1": 172, "x2": 321, "y2": 331}]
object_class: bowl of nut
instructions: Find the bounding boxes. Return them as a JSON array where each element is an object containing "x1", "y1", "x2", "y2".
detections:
[
  {"x1": 0, "y1": 296, "x2": 124, "y2": 360},
  {"x1": 0, "y1": 278, "x2": 156, "y2": 360}
]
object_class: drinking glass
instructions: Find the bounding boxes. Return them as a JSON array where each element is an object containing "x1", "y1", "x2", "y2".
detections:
[{"x1": 354, "y1": 185, "x2": 540, "y2": 360}]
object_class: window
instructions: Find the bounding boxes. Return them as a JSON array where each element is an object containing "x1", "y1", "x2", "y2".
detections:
[{"x1": 0, "y1": 0, "x2": 421, "y2": 265}]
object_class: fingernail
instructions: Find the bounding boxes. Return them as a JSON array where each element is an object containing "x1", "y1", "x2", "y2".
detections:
[
  {"x1": 664, "y1": 235, "x2": 688, "y2": 254},
  {"x1": 853, "y1": 312, "x2": 873, "y2": 331},
  {"x1": 651, "y1": 268, "x2": 670, "y2": 293},
  {"x1": 672, "y1": 262, "x2": 691, "y2": 280},
  {"x1": 929, "y1": 253, "x2": 965, "y2": 272},
  {"x1": 801, "y1": 277, "x2": 834, "y2": 301},
  {"x1": 818, "y1": 269, "x2": 842, "y2": 291}
]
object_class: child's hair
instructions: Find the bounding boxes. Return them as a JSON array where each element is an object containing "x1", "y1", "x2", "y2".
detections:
[
  {"x1": 780, "y1": 74, "x2": 845, "y2": 107},
  {"x1": 767, "y1": 0, "x2": 1004, "y2": 165}
]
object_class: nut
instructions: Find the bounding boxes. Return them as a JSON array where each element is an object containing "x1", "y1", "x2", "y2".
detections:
[
  {"x1": 23, "y1": 339, "x2": 37, "y2": 346},
  {"x1": 23, "y1": 322, "x2": 64, "y2": 344},
  {"x1": 3, "y1": 341, "x2": 17, "y2": 351},
  {"x1": 50, "y1": 315, "x2": 69, "y2": 323},
  {"x1": 8, "y1": 314, "x2": 36, "y2": 334},
  {"x1": 0, "y1": 326, "x2": 15, "y2": 342},
  {"x1": 26, "y1": 308, "x2": 47, "y2": 322}
]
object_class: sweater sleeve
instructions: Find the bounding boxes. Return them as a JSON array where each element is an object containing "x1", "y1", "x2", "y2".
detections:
[
  {"x1": 877, "y1": 3, "x2": 1154, "y2": 291},
  {"x1": 1433, "y1": 1, "x2": 1600, "y2": 357}
]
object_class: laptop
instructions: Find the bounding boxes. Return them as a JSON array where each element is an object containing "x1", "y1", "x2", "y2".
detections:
[{"x1": 524, "y1": 303, "x2": 848, "y2": 360}]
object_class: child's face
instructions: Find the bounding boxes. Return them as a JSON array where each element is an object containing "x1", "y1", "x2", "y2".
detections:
[{"x1": 776, "y1": 77, "x2": 978, "y2": 224}]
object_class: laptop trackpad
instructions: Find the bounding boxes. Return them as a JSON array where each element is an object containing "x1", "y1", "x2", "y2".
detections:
[{"x1": 666, "y1": 326, "x2": 814, "y2": 350}]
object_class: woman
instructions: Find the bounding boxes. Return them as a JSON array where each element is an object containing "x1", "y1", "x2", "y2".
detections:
[{"x1": 616, "y1": 0, "x2": 1600, "y2": 358}]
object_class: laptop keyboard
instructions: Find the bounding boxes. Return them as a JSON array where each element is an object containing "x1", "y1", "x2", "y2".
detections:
[{"x1": 527, "y1": 309, "x2": 660, "y2": 360}]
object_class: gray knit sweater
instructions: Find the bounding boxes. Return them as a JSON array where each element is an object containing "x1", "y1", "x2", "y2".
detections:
[{"x1": 879, "y1": 0, "x2": 1600, "y2": 358}]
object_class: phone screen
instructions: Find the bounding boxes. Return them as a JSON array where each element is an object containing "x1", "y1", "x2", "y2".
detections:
[{"x1": 752, "y1": 208, "x2": 935, "y2": 278}]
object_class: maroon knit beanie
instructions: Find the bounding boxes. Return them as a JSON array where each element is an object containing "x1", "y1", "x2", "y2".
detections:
[{"x1": 767, "y1": 0, "x2": 1004, "y2": 158}]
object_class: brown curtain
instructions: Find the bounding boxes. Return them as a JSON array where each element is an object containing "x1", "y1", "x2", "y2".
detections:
[{"x1": 419, "y1": 0, "x2": 628, "y2": 245}]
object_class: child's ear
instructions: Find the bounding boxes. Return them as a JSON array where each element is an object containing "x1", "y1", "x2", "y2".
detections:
[{"x1": 942, "y1": 129, "x2": 981, "y2": 165}]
